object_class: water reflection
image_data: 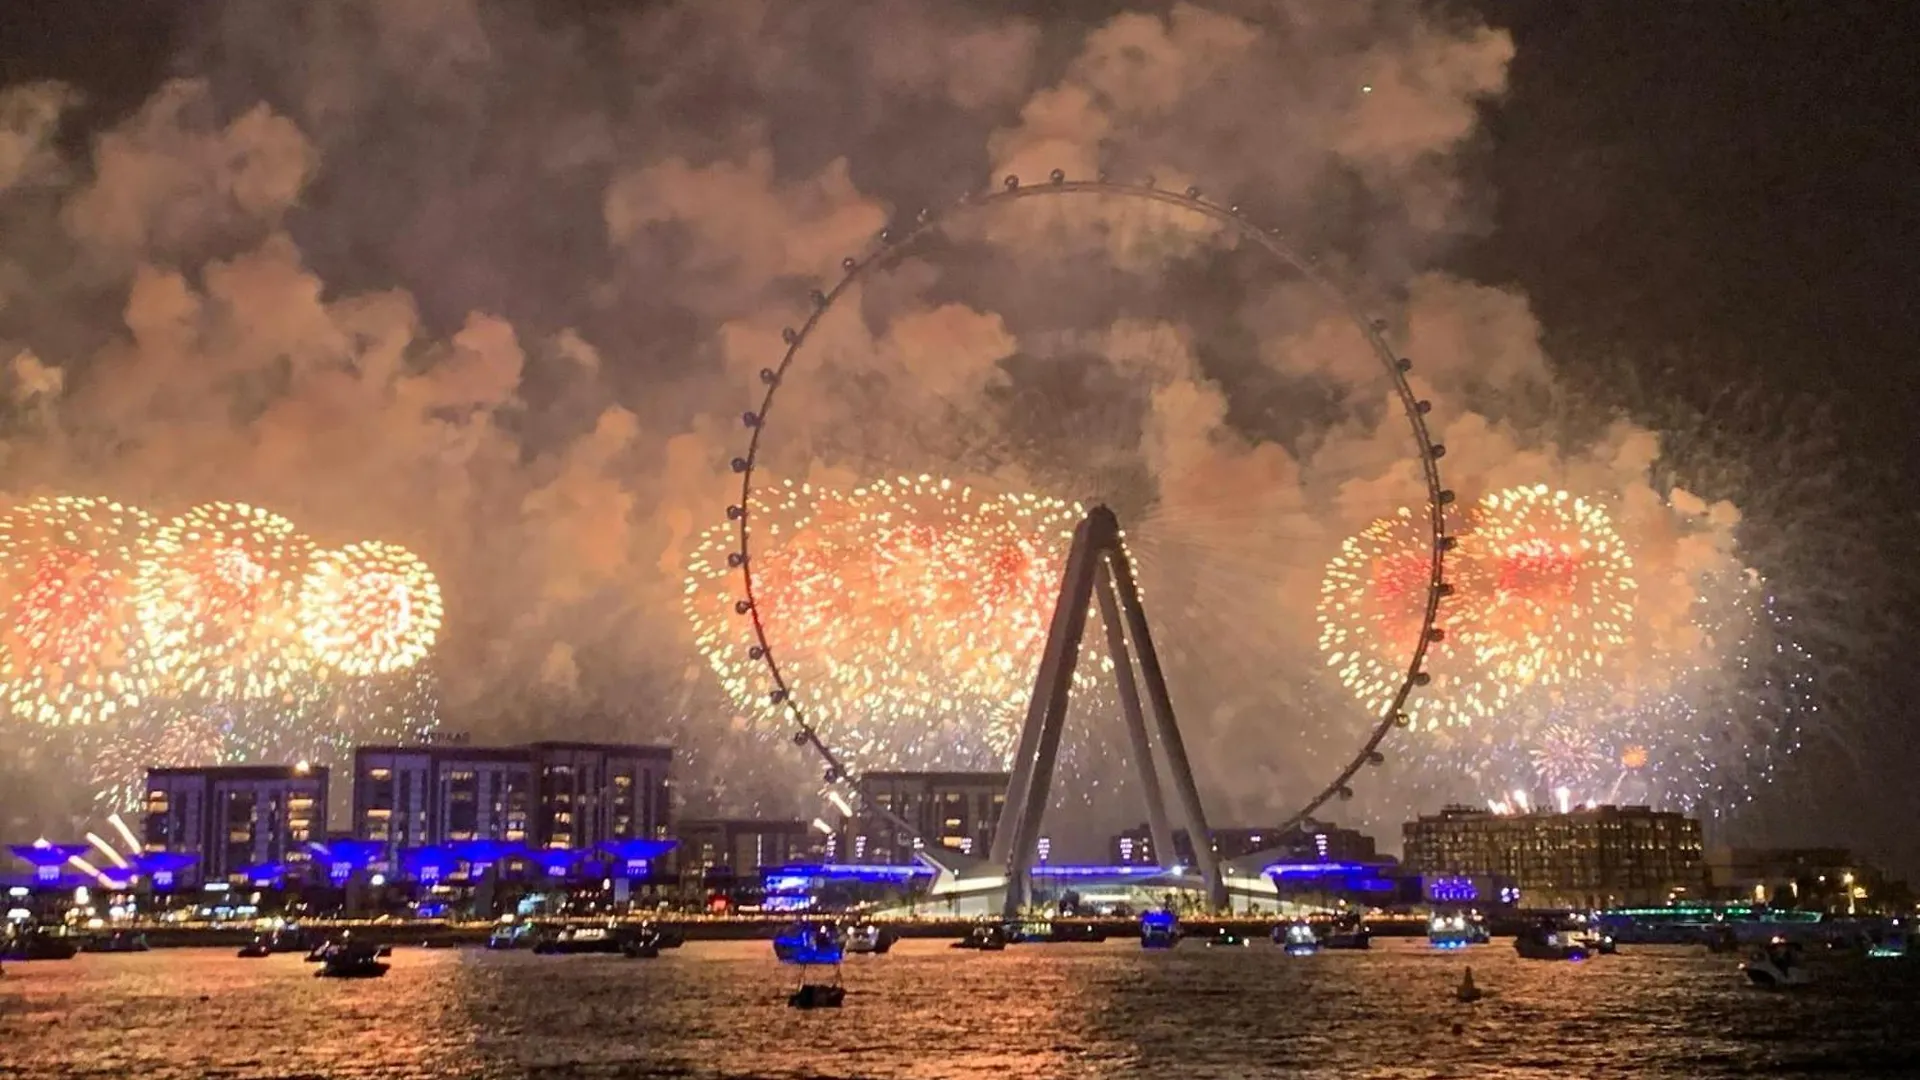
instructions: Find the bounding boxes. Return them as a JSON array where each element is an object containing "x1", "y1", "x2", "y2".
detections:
[{"x1": 3, "y1": 938, "x2": 1918, "y2": 1078}]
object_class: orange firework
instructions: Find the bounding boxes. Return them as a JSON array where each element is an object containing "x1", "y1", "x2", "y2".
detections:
[
  {"x1": 0, "y1": 496, "x2": 155, "y2": 726},
  {"x1": 298, "y1": 541, "x2": 443, "y2": 677},
  {"x1": 134, "y1": 502, "x2": 314, "y2": 699}
]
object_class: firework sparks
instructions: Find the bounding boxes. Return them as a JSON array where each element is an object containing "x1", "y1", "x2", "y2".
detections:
[
  {"x1": 298, "y1": 541, "x2": 443, "y2": 677},
  {"x1": 0, "y1": 496, "x2": 156, "y2": 727},
  {"x1": 1463, "y1": 484, "x2": 1637, "y2": 690},
  {"x1": 685, "y1": 475, "x2": 1108, "y2": 772},
  {"x1": 134, "y1": 502, "x2": 315, "y2": 700},
  {"x1": 1315, "y1": 506, "x2": 1489, "y2": 730}
]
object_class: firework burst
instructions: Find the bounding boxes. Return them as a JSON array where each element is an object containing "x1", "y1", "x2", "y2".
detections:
[
  {"x1": 1315, "y1": 506, "x2": 1489, "y2": 731},
  {"x1": 1462, "y1": 484, "x2": 1637, "y2": 690},
  {"x1": 298, "y1": 541, "x2": 443, "y2": 677},
  {"x1": 133, "y1": 502, "x2": 315, "y2": 700},
  {"x1": 686, "y1": 475, "x2": 1109, "y2": 772},
  {"x1": 0, "y1": 496, "x2": 156, "y2": 727}
]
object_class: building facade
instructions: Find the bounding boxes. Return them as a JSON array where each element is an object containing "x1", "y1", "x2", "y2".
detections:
[
  {"x1": 1403, "y1": 804, "x2": 1705, "y2": 909},
  {"x1": 843, "y1": 771, "x2": 1008, "y2": 864},
  {"x1": 352, "y1": 741, "x2": 670, "y2": 860},
  {"x1": 676, "y1": 819, "x2": 821, "y2": 879},
  {"x1": 1111, "y1": 822, "x2": 1378, "y2": 867},
  {"x1": 1707, "y1": 846, "x2": 1905, "y2": 913},
  {"x1": 143, "y1": 764, "x2": 329, "y2": 885}
]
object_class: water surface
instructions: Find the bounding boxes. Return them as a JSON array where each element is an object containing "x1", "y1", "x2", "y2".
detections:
[{"x1": 3, "y1": 939, "x2": 1916, "y2": 1078}]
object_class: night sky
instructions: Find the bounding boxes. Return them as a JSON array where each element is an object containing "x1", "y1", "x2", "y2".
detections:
[{"x1": 4, "y1": 2, "x2": 1915, "y2": 872}]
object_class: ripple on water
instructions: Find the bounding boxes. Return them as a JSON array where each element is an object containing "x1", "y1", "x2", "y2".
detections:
[{"x1": 3, "y1": 939, "x2": 1919, "y2": 1079}]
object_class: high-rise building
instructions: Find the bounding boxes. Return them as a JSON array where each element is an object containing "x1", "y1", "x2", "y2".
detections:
[
  {"x1": 352, "y1": 741, "x2": 670, "y2": 860},
  {"x1": 1403, "y1": 804, "x2": 1705, "y2": 908},
  {"x1": 843, "y1": 771, "x2": 1008, "y2": 864},
  {"x1": 1111, "y1": 822, "x2": 1378, "y2": 867},
  {"x1": 143, "y1": 764, "x2": 329, "y2": 886}
]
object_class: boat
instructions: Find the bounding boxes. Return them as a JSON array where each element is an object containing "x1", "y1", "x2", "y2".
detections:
[
  {"x1": 1319, "y1": 914, "x2": 1371, "y2": 950},
  {"x1": 1276, "y1": 922, "x2": 1320, "y2": 956},
  {"x1": 1140, "y1": 910, "x2": 1179, "y2": 950},
  {"x1": 1, "y1": 930, "x2": 79, "y2": 961},
  {"x1": 80, "y1": 931, "x2": 149, "y2": 953},
  {"x1": 531, "y1": 925, "x2": 627, "y2": 955},
  {"x1": 1514, "y1": 925, "x2": 1589, "y2": 962},
  {"x1": 622, "y1": 928, "x2": 662, "y2": 959},
  {"x1": 845, "y1": 923, "x2": 897, "y2": 955},
  {"x1": 1579, "y1": 931, "x2": 1617, "y2": 955},
  {"x1": 950, "y1": 924, "x2": 1007, "y2": 951},
  {"x1": 303, "y1": 940, "x2": 337, "y2": 963},
  {"x1": 1868, "y1": 928, "x2": 1908, "y2": 959},
  {"x1": 1466, "y1": 918, "x2": 1491, "y2": 945},
  {"x1": 1741, "y1": 938, "x2": 1812, "y2": 988},
  {"x1": 775, "y1": 921, "x2": 847, "y2": 964},
  {"x1": 1428, "y1": 913, "x2": 1476, "y2": 950},
  {"x1": 1207, "y1": 927, "x2": 1250, "y2": 948},
  {"x1": 316, "y1": 943, "x2": 390, "y2": 979},
  {"x1": 486, "y1": 923, "x2": 532, "y2": 950},
  {"x1": 262, "y1": 927, "x2": 313, "y2": 954},
  {"x1": 237, "y1": 936, "x2": 274, "y2": 959}
]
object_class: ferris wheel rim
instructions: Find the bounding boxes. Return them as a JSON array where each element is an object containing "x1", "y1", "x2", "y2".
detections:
[{"x1": 721, "y1": 172, "x2": 1454, "y2": 840}]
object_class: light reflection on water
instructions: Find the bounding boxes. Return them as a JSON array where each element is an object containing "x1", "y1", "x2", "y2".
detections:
[{"x1": 3, "y1": 938, "x2": 1918, "y2": 1078}]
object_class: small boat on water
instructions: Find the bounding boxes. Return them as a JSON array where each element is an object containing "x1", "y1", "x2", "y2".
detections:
[
  {"x1": 1742, "y1": 938, "x2": 1812, "y2": 988},
  {"x1": 951, "y1": 924, "x2": 1008, "y2": 951},
  {"x1": 1428, "y1": 913, "x2": 1477, "y2": 951},
  {"x1": 1276, "y1": 922, "x2": 1319, "y2": 956},
  {"x1": 1319, "y1": 914, "x2": 1371, "y2": 950},
  {"x1": 316, "y1": 943, "x2": 389, "y2": 979},
  {"x1": 845, "y1": 923, "x2": 898, "y2": 955},
  {"x1": 1140, "y1": 910, "x2": 1179, "y2": 950},
  {"x1": 776, "y1": 922, "x2": 847, "y2": 964},
  {"x1": 532, "y1": 925, "x2": 628, "y2": 955},
  {"x1": 1, "y1": 930, "x2": 79, "y2": 962},
  {"x1": 1514, "y1": 925, "x2": 1589, "y2": 962},
  {"x1": 1868, "y1": 928, "x2": 1908, "y2": 959},
  {"x1": 1207, "y1": 927, "x2": 1250, "y2": 948},
  {"x1": 237, "y1": 936, "x2": 273, "y2": 958}
]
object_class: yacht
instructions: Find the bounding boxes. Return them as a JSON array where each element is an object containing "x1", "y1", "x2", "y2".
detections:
[
  {"x1": 315, "y1": 942, "x2": 389, "y2": 979},
  {"x1": 1320, "y1": 914, "x2": 1371, "y2": 950},
  {"x1": 1742, "y1": 938, "x2": 1812, "y2": 987},
  {"x1": 1514, "y1": 924, "x2": 1590, "y2": 962},
  {"x1": 845, "y1": 922, "x2": 898, "y2": 955},
  {"x1": 951, "y1": 924, "x2": 1008, "y2": 951},
  {"x1": 1428, "y1": 913, "x2": 1476, "y2": 950},
  {"x1": 1277, "y1": 922, "x2": 1320, "y2": 956}
]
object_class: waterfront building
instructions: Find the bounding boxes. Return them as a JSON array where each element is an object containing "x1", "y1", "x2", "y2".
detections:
[
  {"x1": 844, "y1": 771, "x2": 1008, "y2": 864},
  {"x1": 352, "y1": 741, "x2": 671, "y2": 862},
  {"x1": 1706, "y1": 846, "x2": 1908, "y2": 914},
  {"x1": 676, "y1": 819, "x2": 821, "y2": 879},
  {"x1": 1403, "y1": 804, "x2": 1704, "y2": 909},
  {"x1": 142, "y1": 764, "x2": 329, "y2": 886},
  {"x1": 1111, "y1": 822, "x2": 1378, "y2": 867}
]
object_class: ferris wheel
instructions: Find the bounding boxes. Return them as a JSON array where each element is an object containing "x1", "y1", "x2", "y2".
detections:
[{"x1": 707, "y1": 171, "x2": 1453, "y2": 894}]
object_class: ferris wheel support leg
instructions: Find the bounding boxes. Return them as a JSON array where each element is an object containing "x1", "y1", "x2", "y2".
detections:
[
  {"x1": 992, "y1": 508, "x2": 1108, "y2": 920},
  {"x1": 1095, "y1": 559, "x2": 1179, "y2": 876},
  {"x1": 1106, "y1": 545, "x2": 1226, "y2": 911}
]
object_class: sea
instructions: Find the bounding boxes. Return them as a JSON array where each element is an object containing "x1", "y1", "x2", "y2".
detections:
[{"x1": 3, "y1": 938, "x2": 1918, "y2": 1079}]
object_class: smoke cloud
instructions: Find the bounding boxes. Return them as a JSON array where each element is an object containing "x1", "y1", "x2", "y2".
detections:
[{"x1": 0, "y1": 0, "x2": 1776, "y2": 837}]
